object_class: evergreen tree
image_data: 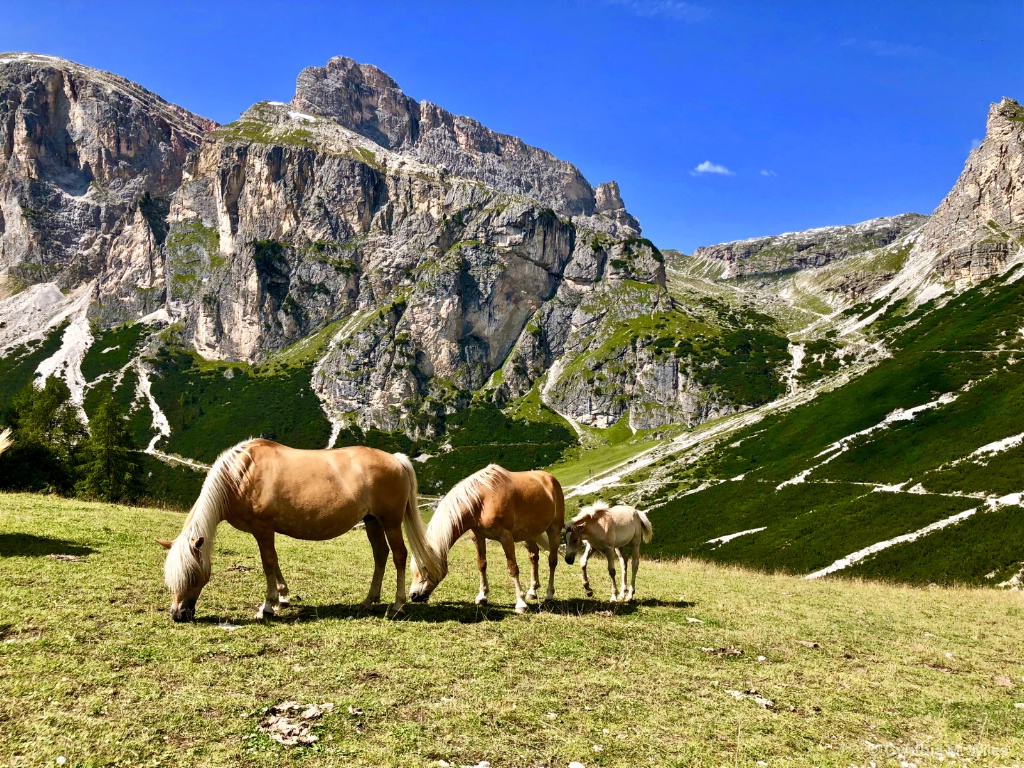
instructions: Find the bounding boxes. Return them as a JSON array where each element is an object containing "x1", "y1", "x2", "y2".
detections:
[{"x1": 76, "y1": 395, "x2": 142, "y2": 503}]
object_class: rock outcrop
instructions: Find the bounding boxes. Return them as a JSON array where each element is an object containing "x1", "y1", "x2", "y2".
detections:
[
  {"x1": 915, "y1": 98, "x2": 1024, "y2": 289},
  {"x1": 690, "y1": 213, "x2": 927, "y2": 279},
  {"x1": 0, "y1": 53, "x2": 214, "y2": 319}
]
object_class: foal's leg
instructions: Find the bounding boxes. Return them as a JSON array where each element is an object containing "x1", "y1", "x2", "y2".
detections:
[
  {"x1": 616, "y1": 547, "x2": 629, "y2": 601},
  {"x1": 627, "y1": 537, "x2": 641, "y2": 602},
  {"x1": 524, "y1": 541, "x2": 541, "y2": 600},
  {"x1": 604, "y1": 547, "x2": 620, "y2": 602},
  {"x1": 545, "y1": 524, "x2": 560, "y2": 602},
  {"x1": 381, "y1": 522, "x2": 408, "y2": 612},
  {"x1": 579, "y1": 540, "x2": 594, "y2": 598},
  {"x1": 498, "y1": 533, "x2": 529, "y2": 614},
  {"x1": 361, "y1": 516, "x2": 391, "y2": 610},
  {"x1": 474, "y1": 533, "x2": 489, "y2": 605},
  {"x1": 254, "y1": 531, "x2": 281, "y2": 620}
]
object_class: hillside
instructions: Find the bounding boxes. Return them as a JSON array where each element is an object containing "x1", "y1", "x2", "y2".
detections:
[{"x1": 2, "y1": 495, "x2": 1022, "y2": 767}]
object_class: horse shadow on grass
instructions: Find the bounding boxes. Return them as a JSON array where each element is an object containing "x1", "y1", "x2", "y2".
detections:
[
  {"x1": 0, "y1": 533, "x2": 96, "y2": 558},
  {"x1": 193, "y1": 595, "x2": 698, "y2": 626}
]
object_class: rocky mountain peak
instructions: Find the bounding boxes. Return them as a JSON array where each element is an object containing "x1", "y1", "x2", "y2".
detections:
[{"x1": 291, "y1": 56, "x2": 637, "y2": 230}]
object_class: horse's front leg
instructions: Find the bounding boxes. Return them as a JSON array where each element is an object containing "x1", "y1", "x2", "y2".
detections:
[
  {"x1": 604, "y1": 547, "x2": 620, "y2": 602},
  {"x1": 497, "y1": 533, "x2": 529, "y2": 614},
  {"x1": 254, "y1": 530, "x2": 281, "y2": 620},
  {"x1": 525, "y1": 541, "x2": 541, "y2": 600},
  {"x1": 381, "y1": 522, "x2": 408, "y2": 613},
  {"x1": 473, "y1": 532, "x2": 489, "y2": 605},
  {"x1": 361, "y1": 516, "x2": 390, "y2": 610},
  {"x1": 579, "y1": 540, "x2": 594, "y2": 598},
  {"x1": 274, "y1": 562, "x2": 291, "y2": 608}
]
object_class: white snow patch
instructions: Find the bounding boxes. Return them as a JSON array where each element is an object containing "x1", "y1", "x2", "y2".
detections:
[
  {"x1": 707, "y1": 527, "x2": 767, "y2": 546},
  {"x1": 776, "y1": 468, "x2": 812, "y2": 490},
  {"x1": 729, "y1": 474, "x2": 745, "y2": 482},
  {"x1": 986, "y1": 492, "x2": 1022, "y2": 510},
  {"x1": 414, "y1": 453, "x2": 434, "y2": 463},
  {"x1": 970, "y1": 433, "x2": 1024, "y2": 459},
  {"x1": 137, "y1": 307, "x2": 171, "y2": 325},
  {"x1": 805, "y1": 508, "x2": 978, "y2": 579},
  {"x1": 786, "y1": 342, "x2": 804, "y2": 394},
  {"x1": 267, "y1": 101, "x2": 287, "y2": 106},
  {"x1": 134, "y1": 361, "x2": 171, "y2": 453},
  {"x1": 287, "y1": 111, "x2": 316, "y2": 123},
  {"x1": 34, "y1": 287, "x2": 95, "y2": 420}
]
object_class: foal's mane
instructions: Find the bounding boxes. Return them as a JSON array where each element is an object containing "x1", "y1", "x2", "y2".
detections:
[
  {"x1": 571, "y1": 500, "x2": 610, "y2": 526},
  {"x1": 427, "y1": 464, "x2": 512, "y2": 555}
]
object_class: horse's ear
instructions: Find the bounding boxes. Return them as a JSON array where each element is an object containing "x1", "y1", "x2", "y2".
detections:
[{"x1": 155, "y1": 538, "x2": 173, "y2": 549}]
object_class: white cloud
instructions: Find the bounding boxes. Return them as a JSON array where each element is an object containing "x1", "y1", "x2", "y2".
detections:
[
  {"x1": 604, "y1": 0, "x2": 709, "y2": 22},
  {"x1": 841, "y1": 38, "x2": 926, "y2": 58},
  {"x1": 691, "y1": 160, "x2": 734, "y2": 177},
  {"x1": 970, "y1": 137, "x2": 983, "y2": 151},
  {"x1": 759, "y1": 169, "x2": 777, "y2": 177}
]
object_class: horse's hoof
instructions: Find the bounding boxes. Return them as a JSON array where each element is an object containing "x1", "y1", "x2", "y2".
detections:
[
  {"x1": 584, "y1": 589, "x2": 594, "y2": 598},
  {"x1": 609, "y1": 595, "x2": 618, "y2": 603},
  {"x1": 277, "y1": 598, "x2": 290, "y2": 609},
  {"x1": 475, "y1": 595, "x2": 488, "y2": 606},
  {"x1": 515, "y1": 603, "x2": 529, "y2": 614},
  {"x1": 255, "y1": 606, "x2": 274, "y2": 620},
  {"x1": 388, "y1": 603, "x2": 406, "y2": 619},
  {"x1": 525, "y1": 590, "x2": 538, "y2": 600}
]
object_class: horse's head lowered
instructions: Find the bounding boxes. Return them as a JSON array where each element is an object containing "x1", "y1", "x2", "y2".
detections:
[
  {"x1": 564, "y1": 502, "x2": 607, "y2": 564},
  {"x1": 409, "y1": 558, "x2": 449, "y2": 602},
  {"x1": 157, "y1": 535, "x2": 211, "y2": 622}
]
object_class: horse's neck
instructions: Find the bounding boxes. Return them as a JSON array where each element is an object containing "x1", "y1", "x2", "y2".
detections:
[{"x1": 428, "y1": 506, "x2": 474, "y2": 560}]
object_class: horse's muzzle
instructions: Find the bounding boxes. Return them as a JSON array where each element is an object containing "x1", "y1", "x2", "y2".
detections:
[
  {"x1": 170, "y1": 601, "x2": 196, "y2": 622},
  {"x1": 408, "y1": 590, "x2": 430, "y2": 603},
  {"x1": 564, "y1": 554, "x2": 575, "y2": 565}
]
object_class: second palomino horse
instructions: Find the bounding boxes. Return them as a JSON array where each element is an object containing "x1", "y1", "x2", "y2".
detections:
[
  {"x1": 564, "y1": 501, "x2": 653, "y2": 602},
  {"x1": 408, "y1": 464, "x2": 565, "y2": 613},
  {"x1": 156, "y1": 439, "x2": 443, "y2": 621}
]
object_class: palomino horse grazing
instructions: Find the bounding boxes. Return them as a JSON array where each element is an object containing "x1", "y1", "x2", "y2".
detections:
[
  {"x1": 564, "y1": 501, "x2": 653, "y2": 602},
  {"x1": 408, "y1": 464, "x2": 565, "y2": 613},
  {"x1": 156, "y1": 439, "x2": 442, "y2": 621}
]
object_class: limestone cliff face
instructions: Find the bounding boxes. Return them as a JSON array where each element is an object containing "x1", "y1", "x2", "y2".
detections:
[
  {"x1": 690, "y1": 213, "x2": 927, "y2": 279},
  {"x1": 0, "y1": 53, "x2": 213, "y2": 318},
  {"x1": 292, "y1": 56, "x2": 640, "y2": 235},
  {"x1": 916, "y1": 98, "x2": 1024, "y2": 289}
]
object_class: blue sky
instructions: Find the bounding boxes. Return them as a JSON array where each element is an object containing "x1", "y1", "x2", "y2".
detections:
[{"x1": 3, "y1": 1, "x2": 1021, "y2": 251}]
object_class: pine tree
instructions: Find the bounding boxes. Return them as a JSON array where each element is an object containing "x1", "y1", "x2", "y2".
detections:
[{"x1": 76, "y1": 395, "x2": 142, "y2": 503}]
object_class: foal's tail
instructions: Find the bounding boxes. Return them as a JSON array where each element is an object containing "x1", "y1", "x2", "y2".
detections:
[
  {"x1": 394, "y1": 453, "x2": 444, "y2": 582},
  {"x1": 637, "y1": 509, "x2": 654, "y2": 544},
  {"x1": 0, "y1": 428, "x2": 12, "y2": 458}
]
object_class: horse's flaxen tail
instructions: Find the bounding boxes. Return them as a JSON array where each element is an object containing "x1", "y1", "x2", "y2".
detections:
[
  {"x1": 637, "y1": 510, "x2": 653, "y2": 544},
  {"x1": 394, "y1": 453, "x2": 444, "y2": 582},
  {"x1": 0, "y1": 428, "x2": 13, "y2": 457}
]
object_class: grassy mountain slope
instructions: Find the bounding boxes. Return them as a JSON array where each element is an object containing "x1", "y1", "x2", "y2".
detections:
[
  {"x1": 571, "y1": 265, "x2": 1024, "y2": 586},
  {"x1": 2, "y1": 495, "x2": 1022, "y2": 767}
]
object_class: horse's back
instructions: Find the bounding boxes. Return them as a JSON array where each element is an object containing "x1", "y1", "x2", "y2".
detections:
[
  {"x1": 512, "y1": 469, "x2": 565, "y2": 529},
  {"x1": 239, "y1": 441, "x2": 408, "y2": 538}
]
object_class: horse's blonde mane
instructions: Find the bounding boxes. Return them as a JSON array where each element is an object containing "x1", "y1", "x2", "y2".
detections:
[
  {"x1": 426, "y1": 464, "x2": 512, "y2": 561},
  {"x1": 164, "y1": 441, "x2": 253, "y2": 595},
  {"x1": 0, "y1": 428, "x2": 13, "y2": 457}
]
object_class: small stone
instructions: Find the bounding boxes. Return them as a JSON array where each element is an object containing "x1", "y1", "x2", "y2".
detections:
[
  {"x1": 592, "y1": 744, "x2": 603, "y2": 752},
  {"x1": 56, "y1": 759, "x2": 66, "y2": 767}
]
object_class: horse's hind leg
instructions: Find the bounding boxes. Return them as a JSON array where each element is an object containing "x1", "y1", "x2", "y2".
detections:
[
  {"x1": 579, "y1": 541, "x2": 594, "y2": 598},
  {"x1": 604, "y1": 548, "x2": 620, "y2": 602},
  {"x1": 616, "y1": 548, "x2": 629, "y2": 602},
  {"x1": 474, "y1": 532, "x2": 489, "y2": 605},
  {"x1": 498, "y1": 533, "x2": 529, "y2": 614},
  {"x1": 626, "y1": 538, "x2": 641, "y2": 603},
  {"x1": 361, "y1": 516, "x2": 390, "y2": 610},
  {"x1": 254, "y1": 531, "x2": 281, "y2": 620},
  {"x1": 525, "y1": 541, "x2": 541, "y2": 600},
  {"x1": 274, "y1": 562, "x2": 291, "y2": 607},
  {"x1": 381, "y1": 521, "x2": 408, "y2": 613}
]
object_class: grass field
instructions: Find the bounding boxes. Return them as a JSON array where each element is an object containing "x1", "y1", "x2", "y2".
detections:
[{"x1": 2, "y1": 494, "x2": 1023, "y2": 767}]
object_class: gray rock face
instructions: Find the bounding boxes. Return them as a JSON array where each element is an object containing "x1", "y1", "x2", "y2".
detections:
[
  {"x1": 691, "y1": 213, "x2": 927, "y2": 278},
  {"x1": 916, "y1": 98, "x2": 1024, "y2": 289},
  {"x1": 292, "y1": 56, "x2": 635, "y2": 231},
  {"x1": 0, "y1": 53, "x2": 213, "y2": 319}
]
